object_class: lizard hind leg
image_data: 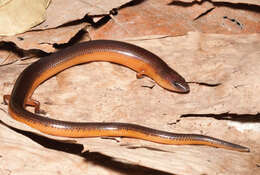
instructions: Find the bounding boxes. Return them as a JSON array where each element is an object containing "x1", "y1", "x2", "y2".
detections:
[
  {"x1": 3, "y1": 95, "x2": 10, "y2": 105},
  {"x1": 25, "y1": 98, "x2": 41, "y2": 114},
  {"x1": 3, "y1": 95, "x2": 41, "y2": 114}
]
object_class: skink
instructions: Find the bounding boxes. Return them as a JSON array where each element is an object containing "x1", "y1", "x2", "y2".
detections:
[{"x1": 4, "y1": 40, "x2": 249, "y2": 152}]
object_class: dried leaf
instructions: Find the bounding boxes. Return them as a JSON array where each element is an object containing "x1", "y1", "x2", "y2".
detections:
[
  {"x1": 0, "y1": 0, "x2": 51, "y2": 36},
  {"x1": 1, "y1": 32, "x2": 259, "y2": 175}
]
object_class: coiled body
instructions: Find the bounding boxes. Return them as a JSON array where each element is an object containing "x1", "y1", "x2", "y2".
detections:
[{"x1": 4, "y1": 40, "x2": 249, "y2": 152}]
